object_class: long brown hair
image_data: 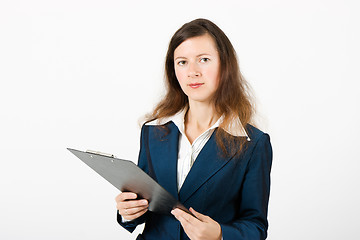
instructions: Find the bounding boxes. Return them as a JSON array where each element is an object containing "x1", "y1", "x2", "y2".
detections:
[{"x1": 146, "y1": 18, "x2": 255, "y2": 156}]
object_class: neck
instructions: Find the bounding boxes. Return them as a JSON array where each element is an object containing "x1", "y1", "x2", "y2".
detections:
[{"x1": 186, "y1": 100, "x2": 220, "y2": 131}]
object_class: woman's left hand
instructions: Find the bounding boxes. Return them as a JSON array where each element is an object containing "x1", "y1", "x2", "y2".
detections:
[{"x1": 171, "y1": 207, "x2": 222, "y2": 240}]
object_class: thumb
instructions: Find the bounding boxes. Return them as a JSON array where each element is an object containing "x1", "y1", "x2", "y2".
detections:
[{"x1": 189, "y1": 207, "x2": 208, "y2": 222}]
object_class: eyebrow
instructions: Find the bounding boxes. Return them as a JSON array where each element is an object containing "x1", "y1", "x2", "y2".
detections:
[{"x1": 174, "y1": 53, "x2": 211, "y2": 61}]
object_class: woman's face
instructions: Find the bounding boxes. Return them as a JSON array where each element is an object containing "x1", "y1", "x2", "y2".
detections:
[{"x1": 174, "y1": 34, "x2": 220, "y2": 105}]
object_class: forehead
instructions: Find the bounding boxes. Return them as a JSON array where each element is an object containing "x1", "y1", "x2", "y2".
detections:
[{"x1": 174, "y1": 34, "x2": 218, "y2": 57}]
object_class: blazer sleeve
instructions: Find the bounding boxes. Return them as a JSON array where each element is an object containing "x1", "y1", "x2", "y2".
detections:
[
  {"x1": 220, "y1": 133, "x2": 273, "y2": 240},
  {"x1": 117, "y1": 124, "x2": 150, "y2": 232}
]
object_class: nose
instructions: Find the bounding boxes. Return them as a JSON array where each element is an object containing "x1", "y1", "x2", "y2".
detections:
[{"x1": 187, "y1": 63, "x2": 201, "y2": 78}]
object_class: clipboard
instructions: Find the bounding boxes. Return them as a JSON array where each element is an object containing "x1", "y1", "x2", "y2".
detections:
[{"x1": 67, "y1": 148, "x2": 192, "y2": 216}]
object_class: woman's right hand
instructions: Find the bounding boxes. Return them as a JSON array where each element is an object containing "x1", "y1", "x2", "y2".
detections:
[{"x1": 115, "y1": 192, "x2": 149, "y2": 221}]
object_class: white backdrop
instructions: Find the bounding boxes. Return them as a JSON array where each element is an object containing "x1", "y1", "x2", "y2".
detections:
[{"x1": 1, "y1": 0, "x2": 359, "y2": 239}]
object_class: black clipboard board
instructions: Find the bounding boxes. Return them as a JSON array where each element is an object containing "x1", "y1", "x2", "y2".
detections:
[{"x1": 67, "y1": 148, "x2": 192, "y2": 216}]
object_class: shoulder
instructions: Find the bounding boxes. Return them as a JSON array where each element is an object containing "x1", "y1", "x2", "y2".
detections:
[
  {"x1": 246, "y1": 124, "x2": 270, "y2": 144},
  {"x1": 244, "y1": 124, "x2": 272, "y2": 165},
  {"x1": 141, "y1": 121, "x2": 179, "y2": 140},
  {"x1": 142, "y1": 121, "x2": 177, "y2": 131},
  {"x1": 242, "y1": 124, "x2": 272, "y2": 161}
]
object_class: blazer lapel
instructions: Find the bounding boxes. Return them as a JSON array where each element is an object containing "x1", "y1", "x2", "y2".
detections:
[
  {"x1": 149, "y1": 123, "x2": 179, "y2": 200},
  {"x1": 178, "y1": 131, "x2": 234, "y2": 203}
]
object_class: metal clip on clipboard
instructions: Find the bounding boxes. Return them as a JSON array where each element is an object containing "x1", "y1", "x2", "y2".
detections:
[{"x1": 86, "y1": 150, "x2": 115, "y2": 158}]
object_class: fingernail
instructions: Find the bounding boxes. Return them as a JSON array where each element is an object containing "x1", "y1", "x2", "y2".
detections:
[{"x1": 141, "y1": 200, "x2": 148, "y2": 205}]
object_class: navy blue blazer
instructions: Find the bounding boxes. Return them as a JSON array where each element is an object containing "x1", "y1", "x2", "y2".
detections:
[{"x1": 118, "y1": 122, "x2": 272, "y2": 240}]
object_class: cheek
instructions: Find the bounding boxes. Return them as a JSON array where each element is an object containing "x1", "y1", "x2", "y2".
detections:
[
  {"x1": 175, "y1": 68, "x2": 187, "y2": 86},
  {"x1": 207, "y1": 68, "x2": 220, "y2": 86}
]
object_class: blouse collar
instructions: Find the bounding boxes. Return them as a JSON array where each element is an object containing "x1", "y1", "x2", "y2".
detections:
[{"x1": 145, "y1": 108, "x2": 250, "y2": 140}]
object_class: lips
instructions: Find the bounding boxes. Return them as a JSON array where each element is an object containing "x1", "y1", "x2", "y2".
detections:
[{"x1": 188, "y1": 83, "x2": 204, "y2": 89}]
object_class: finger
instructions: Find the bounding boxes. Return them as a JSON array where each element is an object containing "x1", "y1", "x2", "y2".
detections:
[
  {"x1": 115, "y1": 192, "x2": 137, "y2": 202},
  {"x1": 122, "y1": 204, "x2": 148, "y2": 216},
  {"x1": 190, "y1": 208, "x2": 222, "y2": 239},
  {"x1": 122, "y1": 208, "x2": 148, "y2": 221},
  {"x1": 189, "y1": 207, "x2": 208, "y2": 222},
  {"x1": 130, "y1": 208, "x2": 148, "y2": 219},
  {"x1": 171, "y1": 208, "x2": 198, "y2": 225},
  {"x1": 123, "y1": 199, "x2": 148, "y2": 208},
  {"x1": 171, "y1": 209, "x2": 198, "y2": 238},
  {"x1": 172, "y1": 210, "x2": 191, "y2": 228},
  {"x1": 118, "y1": 199, "x2": 148, "y2": 212}
]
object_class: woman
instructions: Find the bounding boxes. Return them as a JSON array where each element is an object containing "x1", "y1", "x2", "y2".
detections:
[{"x1": 115, "y1": 18, "x2": 272, "y2": 240}]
